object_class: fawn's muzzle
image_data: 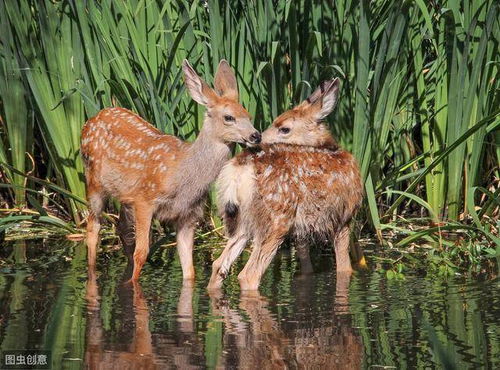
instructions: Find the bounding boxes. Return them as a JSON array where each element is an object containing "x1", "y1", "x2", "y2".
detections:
[{"x1": 249, "y1": 132, "x2": 262, "y2": 144}]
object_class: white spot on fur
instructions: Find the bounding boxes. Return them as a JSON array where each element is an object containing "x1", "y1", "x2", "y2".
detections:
[{"x1": 263, "y1": 165, "x2": 273, "y2": 178}]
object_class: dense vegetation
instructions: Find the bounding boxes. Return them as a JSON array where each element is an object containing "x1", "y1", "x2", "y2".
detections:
[{"x1": 0, "y1": 1, "x2": 499, "y2": 256}]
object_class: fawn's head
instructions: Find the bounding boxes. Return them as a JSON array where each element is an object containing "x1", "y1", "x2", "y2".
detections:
[
  {"x1": 183, "y1": 60, "x2": 260, "y2": 146},
  {"x1": 262, "y1": 78, "x2": 340, "y2": 147}
]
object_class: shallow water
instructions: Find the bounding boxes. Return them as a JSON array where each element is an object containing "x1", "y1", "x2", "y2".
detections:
[{"x1": 0, "y1": 239, "x2": 498, "y2": 369}]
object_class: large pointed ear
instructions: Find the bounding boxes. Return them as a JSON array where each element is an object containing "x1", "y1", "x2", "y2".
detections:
[
  {"x1": 302, "y1": 78, "x2": 340, "y2": 121},
  {"x1": 182, "y1": 60, "x2": 218, "y2": 106},
  {"x1": 214, "y1": 60, "x2": 239, "y2": 101}
]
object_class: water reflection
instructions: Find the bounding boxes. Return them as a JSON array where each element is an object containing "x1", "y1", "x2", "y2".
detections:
[
  {"x1": 0, "y1": 240, "x2": 498, "y2": 369},
  {"x1": 83, "y1": 258, "x2": 361, "y2": 369},
  {"x1": 209, "y1": 271, "x2": 362, "y2": 369},
  {"x1": 84, "y1": 264, "x2": 202, "y2": 369},
  {"x1": 85, "y1": 270, "x2": 154, "y2": 368}
]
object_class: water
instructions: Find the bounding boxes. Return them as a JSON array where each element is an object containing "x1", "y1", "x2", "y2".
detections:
[{"x1": 0, "y1": 239, "x2": 498, "y2": 369}]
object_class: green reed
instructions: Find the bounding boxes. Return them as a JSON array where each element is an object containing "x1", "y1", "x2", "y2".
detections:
[{"x1": 0, "y1": 0, "x2": 498, "y2": 249}]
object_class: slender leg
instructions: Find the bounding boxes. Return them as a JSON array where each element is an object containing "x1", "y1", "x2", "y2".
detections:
[
  {"x1": 84, "y1": 263, "x2": 104, "y2": 367},
  {"x1": 177, "y1": 282, "x2": 194, "y2": 333},
  {"x1": 295, "y1": 240, "x2": 313, "y2": 274},
  {"x1": 208, "y1": 291, "x2": 248, "y2": 346},
  {"x1": 130, "y1": 202, "x2": 153, "y2": 281},
  {"x1": 334, "y1": 226, "x2": 352, "y2": 273},
  {"x1": 131, "y1": 282, "x2": 153, "y2": 355},
  {"x1": 86, "y1": 193, "x2": 104, "y2": 270},
  {"x1": 208, "y1": 233, "x2": 249, "y2": 290},
  {"x1": 85, "y1": 267, "x2": 100, "y2": 309},
  {"x1": 238, "y1": 232, "x2": 285, "y2": 291},
  {"x1": 334, "y1": 270, "x2": 352, "y2": 314},
  {"x1": 334, "y1": 227, "x2": 353, "y2": 313},
  {"x1": 117, "y1": 203, "x2": 136, "y2": 264},
  {"x1": 176, "y1": 221, "x2": 196, "y2": 281}
]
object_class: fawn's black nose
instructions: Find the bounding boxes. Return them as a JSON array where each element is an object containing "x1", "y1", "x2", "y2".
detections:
[{"x1": 250, "y1": 132, "x2": 262, "y2": 144}]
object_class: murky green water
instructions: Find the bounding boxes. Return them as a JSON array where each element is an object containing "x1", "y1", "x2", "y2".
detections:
[{"x1": 0, "y1": 239, "x2": 498, "y2": 369}]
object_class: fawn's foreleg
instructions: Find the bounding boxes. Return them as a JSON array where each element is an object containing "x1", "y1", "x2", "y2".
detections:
[
  {"x1": 176, "y1": 221, "x2": 196, "y2": 281},
  {"x1": 208, "y1": 232, "x2": 249, "y2": 290},
  {"x1": 238, "y1": 232, "x2": 285, "y2": 291}
]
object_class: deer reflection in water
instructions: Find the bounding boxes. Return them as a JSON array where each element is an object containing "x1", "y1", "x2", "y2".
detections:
[
  {"x1": 84, "y1": 262, "x2": 361, "y2": 368},
  {"x1": 84, "y1": 264, "x2": 200, "y2": 369},
  {"x1": 210, "y1": 271, "x2": 362, "y2": 369}
]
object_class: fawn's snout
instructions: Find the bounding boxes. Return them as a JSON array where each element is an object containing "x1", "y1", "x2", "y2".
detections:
[
  {"x1": 249, "y1": 131, "x2": 262, "y2": 145},
  {"x1": 229, "y1": 117, "x2": 260, "y2": 146},
  {"x1": 220, "y1": 118, "x2": 260, "y2": 147}
]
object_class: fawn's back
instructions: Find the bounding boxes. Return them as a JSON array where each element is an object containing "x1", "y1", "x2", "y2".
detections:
[
  {"x1": 81, "y1": 107, "x2": 188, "y2": 202},
  {"x1": 219, "y1": 144, "x2": 363, "y2": 239}
]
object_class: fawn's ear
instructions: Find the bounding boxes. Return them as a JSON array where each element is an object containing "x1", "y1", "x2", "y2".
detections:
[
  {"x1": 214, "y1": 60, "x2": 239, "y2": 101},
  {"x1": 182, "y1": 60, "x2": 218, "y2": 106},
  {"x1": 302, "y1": 78, "x2": 340, "y2": 121}
]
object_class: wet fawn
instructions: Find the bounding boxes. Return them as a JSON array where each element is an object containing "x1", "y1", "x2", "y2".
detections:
[
  {"x1": 81, "y1": 60, "x2": 260, "y2": 282},
  {"x1": 208, "y1": 78, "x2": 363, "y2": 290}
]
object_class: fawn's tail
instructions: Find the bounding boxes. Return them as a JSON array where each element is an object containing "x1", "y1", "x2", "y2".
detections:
[{"x1": 216, "y1": 161, "x2": 256, "y2": 236}]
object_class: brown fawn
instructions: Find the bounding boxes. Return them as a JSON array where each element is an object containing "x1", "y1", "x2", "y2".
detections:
[
  {"x1": 81, "y1": 60, "x2": 260, "y2": 282},
  {"x1": 208, "y1": 78, "x2": 363, "y2": 291}
]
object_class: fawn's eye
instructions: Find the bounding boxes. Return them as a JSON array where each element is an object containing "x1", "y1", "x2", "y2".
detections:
[
  {"x1": 278, "y1": 127, "x2": 290, "y2": 134},
  {"x1": 224, "y1": 115, "x2": 235, "y2": 122}
]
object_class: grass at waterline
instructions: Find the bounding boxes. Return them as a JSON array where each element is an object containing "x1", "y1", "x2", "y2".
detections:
[
  {"x1": 0, "y1": 1, "x2": 499, "y2": 258},
  {"x1": 1, "y1": 225, "x2": 498, "y2": 279}
]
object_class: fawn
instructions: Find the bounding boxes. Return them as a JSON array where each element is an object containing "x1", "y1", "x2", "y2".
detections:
[
  {"x1": 81, "y1": 60, "x2": 260, "y2": 282},
  {"x1": 208, "y1": 78, "x2": 363, "y2": 291}
]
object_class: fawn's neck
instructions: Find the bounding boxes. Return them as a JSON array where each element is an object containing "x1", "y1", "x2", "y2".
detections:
[{"x1": 170, "y1": 116, "x2": 232, "y2": 210}]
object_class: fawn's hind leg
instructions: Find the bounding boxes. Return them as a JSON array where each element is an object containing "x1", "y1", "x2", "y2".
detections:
[
  {"x1": 117, "y1": 204, "x2": 136, "y2": 264},
  {"x1": 238, "y1": 230, "x2": 287, "y2": 291},
  {"x1": 118, "y1": 204, "x2": 156, "y2": 281},
  {"x1": 86, "y1": 192, "x2": 104, "y2": 269},
  {"x1": 117, "y1": 203, "x2": 137, "y2": 281},
  {"x1": 208, "y1": 232, "x2": 249, "y2": 290},
  {"x1": 130, "y1": 201, "x2": 153, "y2": 281},
  {"x1": 334, "y1": 226, "x2": 352, "y2": 273}
]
